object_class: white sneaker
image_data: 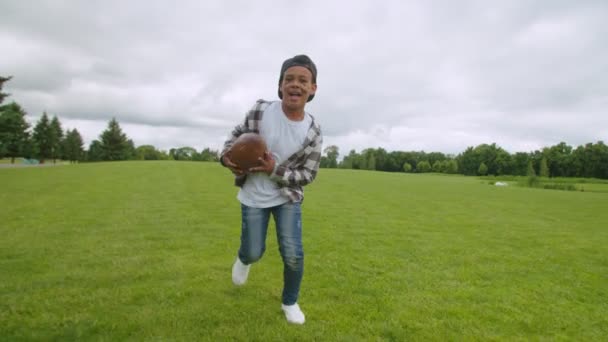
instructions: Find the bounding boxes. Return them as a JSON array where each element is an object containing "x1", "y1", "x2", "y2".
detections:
[
  {"x1": 231, "y1": 257, "x2": 250, "y2": 286},
  {"x1": 281, "y1": 303, "x2": 305, "y2": 324}
]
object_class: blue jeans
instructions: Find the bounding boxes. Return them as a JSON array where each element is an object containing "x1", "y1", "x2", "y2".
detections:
[{"x1": 238, "y1": 202, "x2": 304, "y2": 305}]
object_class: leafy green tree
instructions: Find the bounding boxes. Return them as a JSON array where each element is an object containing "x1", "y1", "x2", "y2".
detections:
[
  {"x1": 172, "y1": 146, "x2": 198, "y2": 160},
  {"x1": 360, "y1": 148, "x2": 376, "y2": 170},
  {"x1": 0, "y1": 102, "x2": 30, "y2": 163},
  {"x1": 539, "y1": 157, "x2": 549, "y2": 177},
  {"x1": 402, "y1": 151, "x2": 424, "y2": 172},
  {"x1": 403, "y1": 162, "x2": 412, "y2": 172},
  {"x1": 457, "y1": 146, "x2": 479, "y2": 175},
  {"x1": 354, "y1": 150, "x2": 367, "y2": 170},
  {"x1": 49, "y1": 115, "x2": 63, "y2": 163},
  {"x1": 446, "y1": 159, "x2": 458, "y2": 174},
  {"x1": 494, "y1": 148, "x2": 512, "y2": 175},
  {"x1": 529, "y1": 150, "x2": 543, "y2": 175},
  {"x1": 590, "y1": 142, "x2": 607, "y2": 178},
  {"x1": 510, "y1": 152, "x2": 530, "y2": 176},
  {"x1": 426, "y1": 152, "x2": 446, "y2": 168},
  {"x1": 478, "y1": 143, "x2": 509, "y2": 175},
  {"x1": 135, "y1": 145, "x2": 172, "y2": 161},
  {"x1": 62, "y1": 128, "x2": 84, "y2": 163},
  {"x1": 323, "y1": 145, "x2": 339, "y2": 168},
  {"x1": 569, "y1": 145, "x2": 584, "y2": 177},
  {"x1": 135, "y1": 145, "x2": 160, "y2": 160},
  {"x1": 457, "y1": 143, "x2": 510, "y2": 176},
  {"x1": 525, "y1": 159, "x2": 540, "y2": 187},
  {"x1": 192, "y1": 150, "x2": 204, "y2": 161},
  {"x1": 526, "y1": 160, "x2": 536, "y2": 177},
  {"x1": 432, "y1": 160, "x2": 442, "y2": 173},
  {"x1": 417, "y1": 160, "x2": 431, "y2": 173},
  {"x1": 319, "y1": 156, "x2": 330, "y2": 168},
  {"x1": 545, "y1": 142, "x2": 572, "y2": 177},
  {"x1": 373, "y1": 148, "x2": 389, "y2": 171},
  {"x1": 158, "y1": 150, "x2": 170, "y2": 160},
  {"x1": 366, "y1": 154, "x2": 376, "y2": 171},
  {"x1": 478, "y1": 162, "x2": 488, "y2": 175},
  {"x1": 382, "y1": 152, "x2": 400, "y2": 172},
  {"x1": 339, "y1": 149, "x2": 357, "y2": 169},
  {"x1": 441, "y1": 160, "x2": 450, "y2": 173},
  {"x1": 573, "y1": 141, "x2": 608, "y2": 179},
  {"x1": 199, "y1": 147, "x2": 218, "y2": 162},
  {"x1": 32, "y1": 112, "x2": 53, "y2": 163},
  {"x1": 593, "y1": 141, "x2": 608, "y2": 179},
  {"x1": 100, "y1": 118, "x2": 131, "y2": 161}
]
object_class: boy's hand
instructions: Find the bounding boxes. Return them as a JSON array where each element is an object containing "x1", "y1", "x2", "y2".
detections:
[
  {"x1": 222, "y1": 154, "x2": 245, "y2": 175},
  {"x1": 248, "y1": 151, "x2": 276, "y2": 175}
]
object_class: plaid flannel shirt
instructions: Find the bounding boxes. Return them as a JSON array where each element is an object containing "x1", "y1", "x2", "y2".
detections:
[{"x1": 220, "y1": 99, "x2": 323, "y2": 203}]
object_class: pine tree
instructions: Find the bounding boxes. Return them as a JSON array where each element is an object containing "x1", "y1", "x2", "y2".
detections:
[
  {"x1": 33, "y1": 112, "x2": 53, "y2": 163},
  {"x1": 0, "y1": 102, "x2": 30, "y2": 163},
  {"x1": 87, "y1": 140, "x2": 103, "y2": 161},
  {"x1": 526, "y1": 160, "x2": 536, "y2": 177},
  {"x1": 100, "y1": 118, "x2": 130, "y2": 161},
  {"x1": 526, "y1": 160, "x2": 540, "y2": 187},
  {"x1": 63, "y1": 128, "x2": 84, "y2": 163},
  {"x1": 0, "y1": 76, "x2": 12, "y2": 105},
  {"x1": 49, "y1": 115, "x2": 64, "y2": 163},
  {"x1": 539, "y1": 157, "x2": 549, "y2": 177}
]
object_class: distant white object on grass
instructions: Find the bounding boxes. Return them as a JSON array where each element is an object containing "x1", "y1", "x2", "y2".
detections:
[{"x1": 495, "y1": 182, "x2": 508, "y2": 186}]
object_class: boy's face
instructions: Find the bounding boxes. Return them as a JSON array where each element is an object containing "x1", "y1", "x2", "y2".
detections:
[{"x1": 280, "y1": 66, "x2": 317, "y2": 113}]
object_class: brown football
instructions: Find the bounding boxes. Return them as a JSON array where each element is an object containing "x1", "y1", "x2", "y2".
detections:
[{"x1": 228, "y1": 133, "x2": 267, "y2": 170}]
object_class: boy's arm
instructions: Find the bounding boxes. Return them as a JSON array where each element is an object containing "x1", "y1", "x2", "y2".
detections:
[
  {"x1": 220, "y1": 118, "x2": 247, "y2": 167},
  {"x1": 219, "y1": 99, "x2": 269, "y2": 167},
  {"x1": 270, "y1": 132, "x2": 323, "y2": 187}
]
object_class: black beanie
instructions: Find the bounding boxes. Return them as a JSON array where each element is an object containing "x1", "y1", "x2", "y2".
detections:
[{"x1": 278, "y1": 54, "x2": 317, "y2": 102}]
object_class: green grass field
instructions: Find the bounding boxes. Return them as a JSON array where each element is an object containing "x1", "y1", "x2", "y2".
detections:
[{"x1": 1, "y1": 162, "x2": 607, "y2": 340}]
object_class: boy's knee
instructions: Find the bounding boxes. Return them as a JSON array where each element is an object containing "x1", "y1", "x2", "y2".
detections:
[
  {"x1": 240, "y1": 249, "x2": 265, "y2": 264},
  {"x1": 282, "y1": 255, "x2": 303, "y2": 270}
]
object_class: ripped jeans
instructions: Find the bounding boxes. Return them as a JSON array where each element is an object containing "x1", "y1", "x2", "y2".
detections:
[{"x1": 237, "y1": 202, "x2": 304, "y2": 305}]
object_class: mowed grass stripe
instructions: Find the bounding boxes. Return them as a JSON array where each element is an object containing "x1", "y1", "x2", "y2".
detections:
[{"x1": 1, "y1": 162, "x2": 607, "y2": 340}]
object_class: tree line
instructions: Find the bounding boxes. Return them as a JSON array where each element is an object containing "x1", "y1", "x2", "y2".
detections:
[
  {"x1": 0, "y1": 76, "x2": 219, "y2": 163},
  {"x1": 320, "y1": 140, "x2": 608, "y2": 179},
  {"x1": 2, "y1": 75, "x2": 607, "y2": 178}
]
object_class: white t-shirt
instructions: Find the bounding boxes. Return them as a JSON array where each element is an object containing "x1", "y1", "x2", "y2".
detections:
[{"x1": 238, "y1": 101, "x2": 312, "y2": 208}]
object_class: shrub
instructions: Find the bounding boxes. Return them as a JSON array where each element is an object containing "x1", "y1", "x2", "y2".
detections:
[
  {"x1": 520, "y1": 175, "x2": 540, "y2": 188},
  {"x1": 530, "y1": 176, "x2": 541, "y2": 187},
  {"x1": 543, "y1": 183, "x2": 577, "y2": 191}
]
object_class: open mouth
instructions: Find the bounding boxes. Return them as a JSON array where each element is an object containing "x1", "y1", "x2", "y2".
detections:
[{"x1": 287, "y1": 91, "x2": 303, "y2": 101}]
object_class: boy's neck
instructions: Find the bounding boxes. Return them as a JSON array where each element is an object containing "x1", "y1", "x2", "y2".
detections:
[{"x1": 281, "y1": 104, "x2": 305, "y2": 121}]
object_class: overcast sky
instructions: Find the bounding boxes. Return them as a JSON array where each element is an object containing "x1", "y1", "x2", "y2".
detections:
[{"x1": 1, "y1": 0, "x2": 607, "y2": 156}]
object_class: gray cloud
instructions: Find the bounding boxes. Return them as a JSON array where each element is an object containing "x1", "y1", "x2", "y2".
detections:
[{"x1": 1, "y1": 0, "x2": 607, "y2": 155}]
